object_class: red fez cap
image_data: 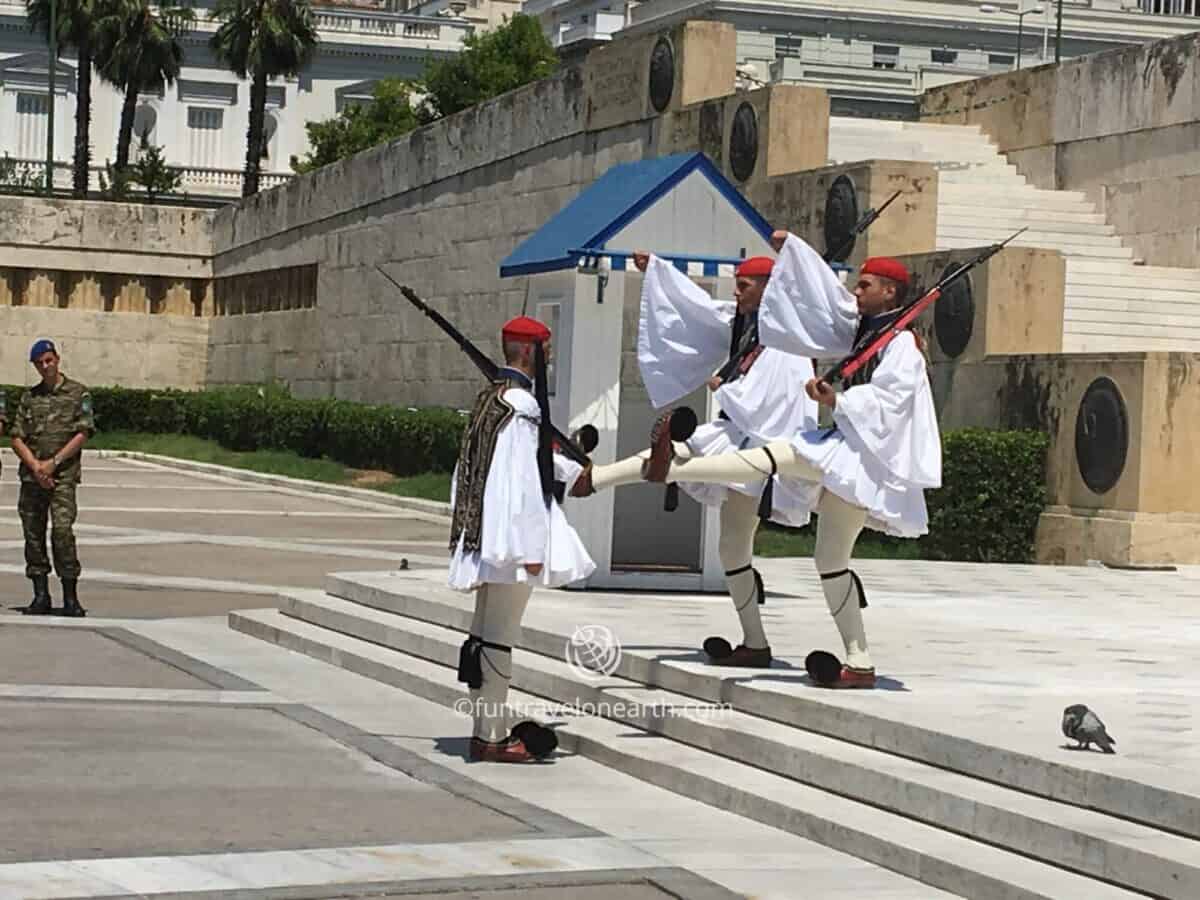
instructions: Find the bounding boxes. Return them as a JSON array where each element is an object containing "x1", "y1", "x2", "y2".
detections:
[
  {"x1": 860, "y1": 257, "x2": 910, "y2": 286},
  {"x1": 501, "y1": 316, "x2": 551, "y2": 343},
  {"x1": 735, "y1": 256, "x2": 774, "y2": 278}
]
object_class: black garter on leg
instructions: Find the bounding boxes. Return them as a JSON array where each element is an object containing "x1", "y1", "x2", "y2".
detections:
[
  {"x1": 726, "y1": 563, "x2": 766, "y2": 606},
  {"x1": 756, "y1": 447, "x2": 778, "y2": 521},
  {"x1": 457, "y1": 635, "x2": 512, "y2": 690},
  {"x1": 820, "y1": 568, "x2": 868, "y2": 609}
]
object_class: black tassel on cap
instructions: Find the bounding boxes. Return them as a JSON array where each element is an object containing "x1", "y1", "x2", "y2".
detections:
[{"x1": 534, "y1": 341, "x2": 554, "y2": 505}]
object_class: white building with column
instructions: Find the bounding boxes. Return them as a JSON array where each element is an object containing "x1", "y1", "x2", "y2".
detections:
[
  {"x1": 0, "y1": 0, "x2": 471, "y2": 200},
  {"x1": 527, "y1": 0, "x2": 1200, "y2": 117}
]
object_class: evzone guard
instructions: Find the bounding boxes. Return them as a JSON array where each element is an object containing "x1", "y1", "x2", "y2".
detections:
[
  {"x1": 448, "y1": 315, "x2": 595, "y2": 762},
  {"x1": 575, "y1": 230, "x2": 944, "y2": 689},
  {"x1": 574, "y1": 253, "x2": 818, "y2": 668}
]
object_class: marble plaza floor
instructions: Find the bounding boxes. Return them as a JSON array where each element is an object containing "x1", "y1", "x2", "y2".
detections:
[{"x1": 0, "y1": 450, "x2": 955, "y2": 900}]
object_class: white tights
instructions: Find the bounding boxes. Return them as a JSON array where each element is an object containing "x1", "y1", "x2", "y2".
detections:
[
  {"x1": 590, "y1": 441, "x2": 873, "y2": 669},
  {"x1": 468, "y1": 582, "x2": 531, "y2": 741},
  {"x1": 718, "y1": 491, "x2": 768, "y2": 650}
]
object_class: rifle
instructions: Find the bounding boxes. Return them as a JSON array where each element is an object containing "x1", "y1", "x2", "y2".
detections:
[
  {"x1": 714, "y1": 190, "x2": 904, "y2": 385},
  {"x1": 823, "y1": 190, "x2": 902, "y2": 265},
  {"x1": 375, "y1": 266, "x2": 595, "y2": 467},
  {"x1": 820, "y1": 227, "x2": 1027, "y2": 385}
]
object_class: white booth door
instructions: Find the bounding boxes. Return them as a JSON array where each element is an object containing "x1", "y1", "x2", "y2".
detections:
[{"x1": 609, "y1": 382, "x2": 706, "y2": 573}]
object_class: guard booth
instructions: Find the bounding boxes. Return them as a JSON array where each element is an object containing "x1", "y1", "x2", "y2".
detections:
[{"x1": 499, "y1": 152, "x2": 778, "y2": 591}]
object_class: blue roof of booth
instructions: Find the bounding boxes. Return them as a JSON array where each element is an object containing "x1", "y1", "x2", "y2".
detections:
[{"x1": 498, "y1": 152, "x2": 773, "y2": 278}]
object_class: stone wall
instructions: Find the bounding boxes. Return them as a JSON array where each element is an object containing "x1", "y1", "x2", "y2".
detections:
[
  {"x1": 203, "y1": 22, "x2": 938, "y2": 408},
  {"x1": 920, "y1": 33, "x2": 1200, "y2": 267},
  {"x1": 0, "y1": 197, "x2": 212, "y2": 389},
  {"x1": 0, "y1": 197, "x2": 213, "y2": 278},
  {"x1": 0, "y1": 307, "x2": 209, "y2": 390},
  {"x1": 0, "y1": 23, "x2": 942, "y2": 405},
  {"x1": 0, "y1": 197, "x2": 215, "y2": 318}
]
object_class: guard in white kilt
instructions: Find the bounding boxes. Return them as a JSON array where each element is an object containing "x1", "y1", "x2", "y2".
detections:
[
  {"x1": 572, "y1": 253, "x2": 817, "y2": 668},
  {"x1": 580, "y1": 232, "x2": 942, "y2": 689},
  {"x1": 449, "y1": 315, "x2": 595, "y2": 761}
]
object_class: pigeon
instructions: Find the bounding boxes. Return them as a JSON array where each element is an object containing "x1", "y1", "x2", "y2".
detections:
[{"x1": 1062, "y1": 704, "x2": 1116, "y2": 754}]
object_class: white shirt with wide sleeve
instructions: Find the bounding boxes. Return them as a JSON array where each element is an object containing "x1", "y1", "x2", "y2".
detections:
[
  {"x1": 636, "y1": 253, "x2": 819, "y2": 526},
  {"x1": 758, "y1": 232, "x2": 858, "y2": 358},
  {"x1": 448, "y1": 387, "x2": 596, "y2": 591},
  {"x1": 760, "y1": 233, "x2": 943, "y2": 537},
  {"x1": 637, "y1": 256, "x2": 734, "y2": 409}
]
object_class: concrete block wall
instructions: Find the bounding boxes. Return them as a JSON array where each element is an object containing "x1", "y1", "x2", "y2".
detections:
[
  {"x1": 920, "y1": 33, "x2": 1200, "y2": 268},
  {"x1": 0, "y1": 197, "x2": 214, "y2": 278},
  {"x1": 0, "y1": 306, "x2": 209, "y2": 390}
]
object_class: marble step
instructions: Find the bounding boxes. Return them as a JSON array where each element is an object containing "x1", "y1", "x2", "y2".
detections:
[
  {"x1": 1062, "y1": 293, "x2": 1200, "y2": 315},
  {"x1": 827, "y1": 145, "x2": 1007, "y2": 164},
  {"x1": 284, "y1": 591, "x2": 1200, "y2": 899},
  {"x1": 938, "y1": 236, "x2": 1132, "y2": 259},
  {"x1": 1070, "y1": 273, "x2": 1200, "y2": 294},
  {"x1": 319, "y1": 573, "x2": 1200, "y2": 842},
  {"x1": 829, "y1": 118, "x2": 986, "y2": 136},
  {"x1": 935, "y1": 170, "x2": 1028, "y2": 184},
  {"x1": 937, "y1": 228, "x2": 1127, "y2": 250},
  {"x1": 939, "y1": 204, "x2": 1108, "y2": 225},
  {"x1": 231, "y1": 604, "x2": 1156, "y2": 900},
  {"x1": 1062, "y1": 317, "x2": 1200, "y2": 340},
  {"x1": 1063, "y1": 333, "x2": 1200, "y2": 352},
  {"x1": 936, "y1": 183, "x2": 1091, "y2": 206},
  {"x1": 1067, "y1": 258, "x2": 1200, "y2": 281},
  {"x1": 937, "y1": 214, "x2": 1115, "y2": 235}
]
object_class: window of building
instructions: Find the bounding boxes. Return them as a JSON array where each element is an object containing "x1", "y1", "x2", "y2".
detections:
[
  {"x1": 1140, "y1": 0, "x2": 1200, "y2": 13},
  {"x1": 187, "y1": 107, "x2": 223, "y2": 168},
  {"x1": 931, "y1": 48, "x2": 958, "y2": 65},
  {"x1": 873, "y1": 45, "x2": 899, "y2": 70},
  {"x1": 179, "y1": 80, "x2": 237, "y2": 106},
  {"x1": 15, "y1": 93, "x2": 48, "y2": 160},
  {"x1": 776, "y1": 35, "x2": 802, "y2": 59},
  {"x1": 988, "y1": 53, "x2": 1015, "y2": 72}
]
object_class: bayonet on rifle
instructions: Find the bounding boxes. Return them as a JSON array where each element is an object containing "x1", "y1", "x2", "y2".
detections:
[
  {"x1": 821, "y1": 227, "x2": 1027, "y2": 385},
  {"x1": 375, "y1": 266, "x2": 594, "y2": 467}
]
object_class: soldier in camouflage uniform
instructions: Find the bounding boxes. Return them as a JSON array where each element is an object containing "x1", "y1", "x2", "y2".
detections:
[{"x1": 10, "y1": 339, "x2": 95, "y2": 617}]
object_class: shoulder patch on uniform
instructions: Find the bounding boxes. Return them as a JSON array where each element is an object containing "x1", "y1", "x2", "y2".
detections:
[{"x1": 81, "y1": 395, "x2": 94, "y2": 416}]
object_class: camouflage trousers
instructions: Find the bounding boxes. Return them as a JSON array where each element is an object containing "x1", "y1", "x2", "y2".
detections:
[{"x1": 18, "y1": 480, "x2": 80, "y2": 580}]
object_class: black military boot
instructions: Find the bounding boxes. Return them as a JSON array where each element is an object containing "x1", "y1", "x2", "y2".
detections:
[
  {"x1": 22, "y1": 574, "x2": 52, "y2": 616},
  {"x1": 60, "y1": 579, "x2": 86, "y2": 618}
]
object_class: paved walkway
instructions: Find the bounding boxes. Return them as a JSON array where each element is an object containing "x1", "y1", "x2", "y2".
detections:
[{"x1": 0, "y1": 450, "x2": 950, "y2": 899}]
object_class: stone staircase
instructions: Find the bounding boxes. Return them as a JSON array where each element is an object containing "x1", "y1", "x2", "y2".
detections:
[
  {"x1": 827, "y1": 117, "x2": 1200, "y2": 353},
  {"x1": 232, "y1": 572, "x2": 1200, "y2": 900}
]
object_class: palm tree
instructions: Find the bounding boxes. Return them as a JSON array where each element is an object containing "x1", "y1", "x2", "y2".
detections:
[
  {"x1": 209, "y1": 0, "x2": 317, "y2": 197},
  {"x1": 26, "y1": 0, "x2": 105, "y2": 197},
  {"x1": 94, "y1": 0, "x2": 194, "y2": 175}
]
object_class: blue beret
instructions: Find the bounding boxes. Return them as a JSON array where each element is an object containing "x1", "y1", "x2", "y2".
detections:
[{"x1": 29, "y1": 339, "x2": 57, "y2": 362}]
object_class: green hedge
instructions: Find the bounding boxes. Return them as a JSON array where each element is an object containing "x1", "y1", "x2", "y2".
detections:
[
  {"x1": 2, "y1": 383, "x2": 467, "y2": 476},
  {"x1": 922, "y1": 428, "x2": 1050, "y2": 564},
  {"x1": 759, "y1": 427, "x2": 1049, "y2": 563},
  {"x1": 2, "y1": 383, "x2": 1047, "y2": 561}
]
